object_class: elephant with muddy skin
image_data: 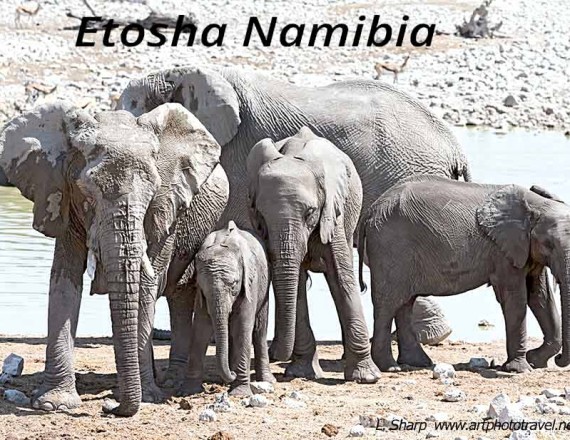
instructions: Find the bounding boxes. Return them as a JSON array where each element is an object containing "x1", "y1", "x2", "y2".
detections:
[
  {"x1": 358, "y1": 176, "x2": 565, "y2": 373},
  {"x1": 118, "y1": 66, "x2": 469, "y2": 377},
  {"x1": 0, "y1": 102, "x2": 229, "y2": 416}
]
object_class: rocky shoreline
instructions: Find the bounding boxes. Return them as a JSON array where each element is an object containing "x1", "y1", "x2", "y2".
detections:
[{"x1": 0, "y1": 0, "x2": 568, "y2": 134}]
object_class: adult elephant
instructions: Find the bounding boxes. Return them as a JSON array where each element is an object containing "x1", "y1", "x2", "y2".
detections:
[
  {"x1": 118, "y1": 66, "x2": 471, "y2": 372},
  {"x1": 0, "y1": 102, "x2": 228, "y2": 416}
]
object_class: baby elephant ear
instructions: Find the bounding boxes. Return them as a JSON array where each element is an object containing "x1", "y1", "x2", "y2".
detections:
[
  {"x1": 0, "y1": 102, "x2": 95, "y2": 237},
  {"x1": 246, "y1": 138, "x2": 282, "y2": 202},
  {"x1": 138, "y1": 103, "x2": 221, "y2": 210},
  {"x1": 476, "y1": 185, "x2": 532, "y2": 269}
]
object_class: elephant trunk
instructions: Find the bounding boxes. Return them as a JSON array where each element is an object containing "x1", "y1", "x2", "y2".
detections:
[
  {"x1": 555, "y1": 264, "x2": 570, "y2": 368},
  {"x1": 214, "y1": 299, "x2": 236, "y2": 383},
  {"x1": 101, "y1": 203, "x2": 146, "y2": 416}
]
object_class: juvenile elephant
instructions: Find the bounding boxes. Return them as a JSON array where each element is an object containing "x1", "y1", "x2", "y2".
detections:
[
  {"x1": 118, "y1": 66, "x2": 470, "y2": 376},
  {"x1": 184, "y1": 221, "x2": 275, "y2": 396},
  {"x1": 247, "y1": 127, "x2": 380, "y2": 383},
  {"x1": 0, "y1": 102, "x2": 228, "y2": 416},
  {"x1": 358, "y1": 176, "x2": 566, "y2": 373}
]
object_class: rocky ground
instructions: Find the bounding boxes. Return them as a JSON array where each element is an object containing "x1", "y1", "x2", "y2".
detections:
[
  {"x1": 0, "y1": 0, "x2": 568, "y2": 133},
  {"x1": 1, "y1": 338, "x2": 570, "y2": 440}
]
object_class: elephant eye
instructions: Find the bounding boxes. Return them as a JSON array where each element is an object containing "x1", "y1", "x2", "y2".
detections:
[{"x1": 305, "y1": 207, "x2": 318, "y2": 225}]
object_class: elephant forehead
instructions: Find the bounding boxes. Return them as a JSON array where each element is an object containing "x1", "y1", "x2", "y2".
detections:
[{"x1": 96, "y1": 126, "x2": 159, "y2": 156}]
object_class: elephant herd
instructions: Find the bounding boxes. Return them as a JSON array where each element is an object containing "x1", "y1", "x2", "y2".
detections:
[{"x1": 0, "y1": 66, "x2": 566, "y2": 417}]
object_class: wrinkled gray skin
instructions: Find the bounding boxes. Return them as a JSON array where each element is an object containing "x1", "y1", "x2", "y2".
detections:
[
  {"x1": 247, "y1": 127, "x2": 380, "y2": 382},
  {"x1": 391, "y1": 297, "x2": 452, "y2": 345},
  {"x1": 118, "y1": 66, "x2": 469, "y2": 377},
  {"x1": 359, "y1": 176, "x2": 566, "y2": 373},
  {"x1": 0, "y1": 102, "x2": 228, "y2": 416},
  {"x1": 183, "y1": 221, "x2": 276, "y2": 396}
]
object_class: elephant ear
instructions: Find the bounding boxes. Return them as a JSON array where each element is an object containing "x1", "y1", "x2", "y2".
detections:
[
  {"x1": 300, "y1": 138, "x2": 350, "y2": 244},
  {"x1": 163, "y1": 68, "x2": 241, "y2": 146},
  {"x1": 0, "y1": 102, "x2": 96, "y2": 237},
  {"x1": 476, "y1": 185, "x2": 532, "y2": 269},
  {"x1": 137, "y1": 103, "x2": 221, "y2": 211},
  {"x1": 246, "y1": 138, "x2": 282, "y2": 207}
]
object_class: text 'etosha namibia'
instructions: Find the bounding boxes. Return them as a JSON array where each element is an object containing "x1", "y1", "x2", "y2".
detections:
[{"x1": 75, "y1": 15, "x2": 436, "y2": 48}]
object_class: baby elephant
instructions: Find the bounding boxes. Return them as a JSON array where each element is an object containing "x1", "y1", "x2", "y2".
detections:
[
  {"x1": 183, "y1": 221, "x2": 275, "y2": 396},
  {"x1": 359, "y1": 176, "x2": 567, "y2": 373}
]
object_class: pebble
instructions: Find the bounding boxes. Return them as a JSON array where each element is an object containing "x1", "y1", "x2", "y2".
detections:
[
  {"x1": 508, "y1": 430, "x2": 536, "y2": 440},
  {"x1": 497, "y1": 404, "x2": 525, "y2": 423},
  {"x1": 250, "y1": 382, "x2": 274, "y2": 394},
  {"x1": 199, "y1": 408, "x2": 217, "y2": 422},
  {"x1": 468, "y1": 358, "x2": 490, "y2": 369},
  {"x1": 426, "y1": 431, "x2": 439, "y2": 438},
  {"x1": 2, "y1": 354, "x2": 24, "y2": 377},
  {"x1": 3, "y1": 389, "x2": 30, "y2": 406},
  {"x1": 547, "y1": 396, "x2": 566, "y2": 406},
  {"x1": 348, "y1": 425, "x2": 365, "y2": 437},
  {"x1": 541, "y1": 389, "x2": 562, "y2": 398},
  {"x1": 443, "y1": 388, "x2": 466, "y2": 402},
  {"x1": 432, "y1": 363, "x2": 455, "y2": 380},
  {"x1": 536, "y1": 401, "x2": 558, "y2": 414},
  {"x1": 488, "y1": 393, "x2": 511, "y2": 418},
  {"x1": 210, "y1": 393, "x2": 233, "y2": 413},
  {"x1": 288, "y1": 390, "x2": 305, "y2": 400},
  {"x1": 359, "y1": 414, "x2": 379, "y2": 428},
  {"x1": 245, "y1": 395, "x2": 269, "y2": 408}
]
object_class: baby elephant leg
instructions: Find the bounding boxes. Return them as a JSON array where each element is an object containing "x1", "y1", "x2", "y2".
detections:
[
  {"x1": 395, "y1": 298, "x2": 433, "y2": 368},
  {"x1": 228, "y1": 319, "x2": 254, "y2": 397},
  {"x1": 253, "y1": 296, "x2": 276, "y2": 383},
  {"x1": 526, "y1": 269, "x2": 562, "y2": 368}
]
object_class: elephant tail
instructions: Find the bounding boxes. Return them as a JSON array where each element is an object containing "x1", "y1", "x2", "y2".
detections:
[
  {"x1": 454, "y1": 154, "x2": 473, "y2": 182},
  {"x1": 461, "y1": 162, "x2": 473, "y2": 182},
  {"x1": 357, "y1": 223, "x2": 368, "y2": 293}
]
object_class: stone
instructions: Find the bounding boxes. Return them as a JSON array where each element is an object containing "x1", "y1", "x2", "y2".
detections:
[
  {"x1": 378, "y1": 414, "x2": 407, "y2": 428},
  {"x1": 3, "y1": 389, "x2": 30, "y2": 406},
  {"x1": 469, "y1": 404, "x2": 488, "y2": 415},
  {"x1": 497, "y1": 404, "x2": 525, "y2": 423},
  {"x1": 517, "y1": 396, "x2": 537, "y2": 409},
  {"x1": 426, "y1": 431, "x2": 440, "y2": 439},
  {"x1": 246, "y1": 394, "x2": 269, "y2": 408},
  {"x1": 210, "y1": 393, "x2": 233, "y2": 413},
  {"x1": 558, "y1": 407, "x2": 570, "y2": 415},
  {"x1": 547, "y1": 396, "x2": 566, "y2": 406},
  {"x1": 469, "y1": 358, "x2": 490, "y2": 369},
  {"x1": 504, "y1": 95, "x2": 518, "y2": 107},
  {"x1": 0, "y1": 373, "x2": 11, "y2": 385},
  {"x1": 288, "y1": 390, "x2": 305, "y2": 400},
  {"x1": 2, "y1": 354, "x2": 24, "y2": 377},
  {"x1": 488, "y1": 393, "x2": 511, "y2": 418},
  {"x1": 179, "y1": 398, "x2": 193, "y2": 410},
  {"x1": 321, "y1": 424, "x2": 339, "y2": 437},
  {"x1": 359, "y1": 414, "x2": 379, "y2": 428},
  {"x1": 541, "y1": 388, "x2": 562, "y2": 398},
  {"x1": 443, "y1": 388, "x2": 465, "y2": 402},
  {"x1": 199, "y1": 408, "x2": 217, "y2": 422},
  {"x1": 433, "y1": 363, "x2": 455, "y2": 380},
  {"x1": 426, "y1": 413, "x2": 448, "y2": 422},
  {"x1": 508, "y1": 430, "x2": 536, "y2": 440},
  {"x1": 250, "y1": 381, "x2": 274, "y2": 394},
  {"x1": 536, "y1": 402, "x2": 558, "y2": 414},
  {"x1": 209, "y1": 432, "x2": 234, "y2": 440},
  {"x1": 348, "y1": 425, "x2": 365, "y2": 437}
]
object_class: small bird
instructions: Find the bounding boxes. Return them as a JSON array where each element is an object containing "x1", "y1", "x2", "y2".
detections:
[
  {"x1": 374, "y1": 55, "x2": 410, "y2": 84},
  {"x1": 15, "y1": 2, "x2": 41, "y2": 28}
]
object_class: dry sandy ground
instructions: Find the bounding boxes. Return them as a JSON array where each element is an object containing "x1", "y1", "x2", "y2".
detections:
[{"x1": 0, "y1": 337, "x2": 569, "y2": 440}]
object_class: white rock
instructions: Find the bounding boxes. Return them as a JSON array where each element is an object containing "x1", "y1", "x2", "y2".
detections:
[
  {"x1": 426, "y1": 412, "x2": 449, "y2": 422},
  {"x1": 443, "y1": 388, "x2": 465, "y2": 402},
  {"x1": 198, "y1": 408, "x2": 217, "y2": 422},
  {"x1": 548, "y1": 396, "x2": 566, "y2": 406},
  {"x1": 469, "y1": 357, "x2": 490, "y2": 368},
  {"x1": 250, "y1": 381, "x2": 274, "y2": 394},
  {"x1": 3, "y1": 389, "x2": 30, "y2": 406},
  {"x1": 509, "y1": 430, "x2": 536, "y2": 440},
  {"x1": 426, "y1": 431, "x2": 439, "y2": 438},
  {"x1": 541, "y1": 388, "x2": 562, "y2": 398},
  {"x1": 558, "y1": 407, "x2": 570, "y2": 415},
  {"x1": 348, "y1": 425, "x2": 365, "y2": 437},
  {"x1": 288, "y1": 390, "x2": 305, "y2": 400},
  {"x1": 283, "y1": 397, "x2": 307, "y2": 409},
  {"x1": 488, "y1": 393, "x2": 511, "y2": 418},
  {"x1": 210, "y1": 392, "x2": 233, "y2": 413},
  {"x1": 2, "y1": 354, "x2": 24, "y2": 377},
  {"x1": 498, "y1": 404, "x2": 525, "y2": 423},
  {"x1": 247, "y1": 394, "x2": 269, "y2": 408},
  {"x1": 536, "y1": 401, "x2": 558, "y2": 414},
  {"x1": 359, "y1": 414, "x2": 380, "y2": 428},
  {"x1": 517, "y1": 396, "x2": 537, "y2": 409},
  {"x1": 433, "y1": 363, "x2": 455, "y2": 380}
]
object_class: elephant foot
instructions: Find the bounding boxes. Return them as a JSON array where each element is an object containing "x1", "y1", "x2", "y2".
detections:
[
  {"x1": 256, "y1": 369, "x2": 277, "y2": 383},
  {"x1": 371, "y1": 349, "x2": 400, "y2": 372},
  {"x1": 397, "y1": 348, "x2": 433, "y2": 368},
  {"x1": 159, "y1": 363, "x2": 187, "y2": 389},
  {"x1": 285, "y1": 354, "x2": 324, "y2": 380},
  {"x1": 228, "y1": 382, "x2": 253, "y2": 397},
  {"x1": 141, "y1": 381, "x2": 167, "y2": 403},
  {"x1": 176, "y1": 379, "x2": 203, "y2": 397},
  {"x1": 526, "y1": 343, "x2": 561, "y2": 368},
  {"x1": 502, "y1": 357, "x2": 533, "y2": 373},
  {"x1": 32, "y1": 386, "x2": 81, "y2": 411},
  {"x1": 345, "y1": 356, "x2": 381, "y2": 383},
  {"x1": 268, "y1": 339, "x2": 291, "y2": 362}
]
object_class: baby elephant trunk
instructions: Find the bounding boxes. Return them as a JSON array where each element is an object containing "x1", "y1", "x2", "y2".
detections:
[{"x1": 214, "y1": 301, "x2": 237, "y2": 383}]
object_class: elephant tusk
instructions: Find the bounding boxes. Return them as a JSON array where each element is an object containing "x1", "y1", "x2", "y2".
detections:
[{"x1": 87, "y1": 249, "x2": 96, "y2": 280}]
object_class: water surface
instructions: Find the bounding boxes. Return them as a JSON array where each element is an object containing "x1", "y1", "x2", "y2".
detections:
[{"x1": 0, "y1": 128, "x2": 568, "y2": 343}]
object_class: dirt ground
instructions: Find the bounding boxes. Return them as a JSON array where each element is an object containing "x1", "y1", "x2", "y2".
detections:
[{"x1": 0, "y1": 337, "x2": 568, "y2": 440}]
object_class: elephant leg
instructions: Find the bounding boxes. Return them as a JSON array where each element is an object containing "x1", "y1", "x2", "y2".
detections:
[
  {"x1": 396, "y1": 298, "x2": 433, "y2": 368},
  {"x1": 228, "y1": 319, "x2": 253, "y2": 397},
  {"x1": 161, "y1": 282, "x2": 196, "y2": 388},
  {"x1": 253, "y1": 294, "x2": 276, "y2": 383},
  {"x1": 371, "y1": 281, "x2": 400, "y2": 372},
  {"x1": 285, "y1": 269, "x2": 324, "y2": 380},
  {"x1": 179, "y1": 304, "x2": 212, "y2": 396},
  {"x1": 526, "y1": 269, "x2": 562, "y2": 368},
  {"x1": 32, "y1": 238, "x2": 86, "y2": 411},
  {"x1": 323, "y1": 239, "x2": 380, "y2": 383},
  {"x1": 493, "y1": 274, "x2": 532, "y2": 373},
  {"x1": 138, "y1": 280, "x2": 165, "y2": 403}
]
